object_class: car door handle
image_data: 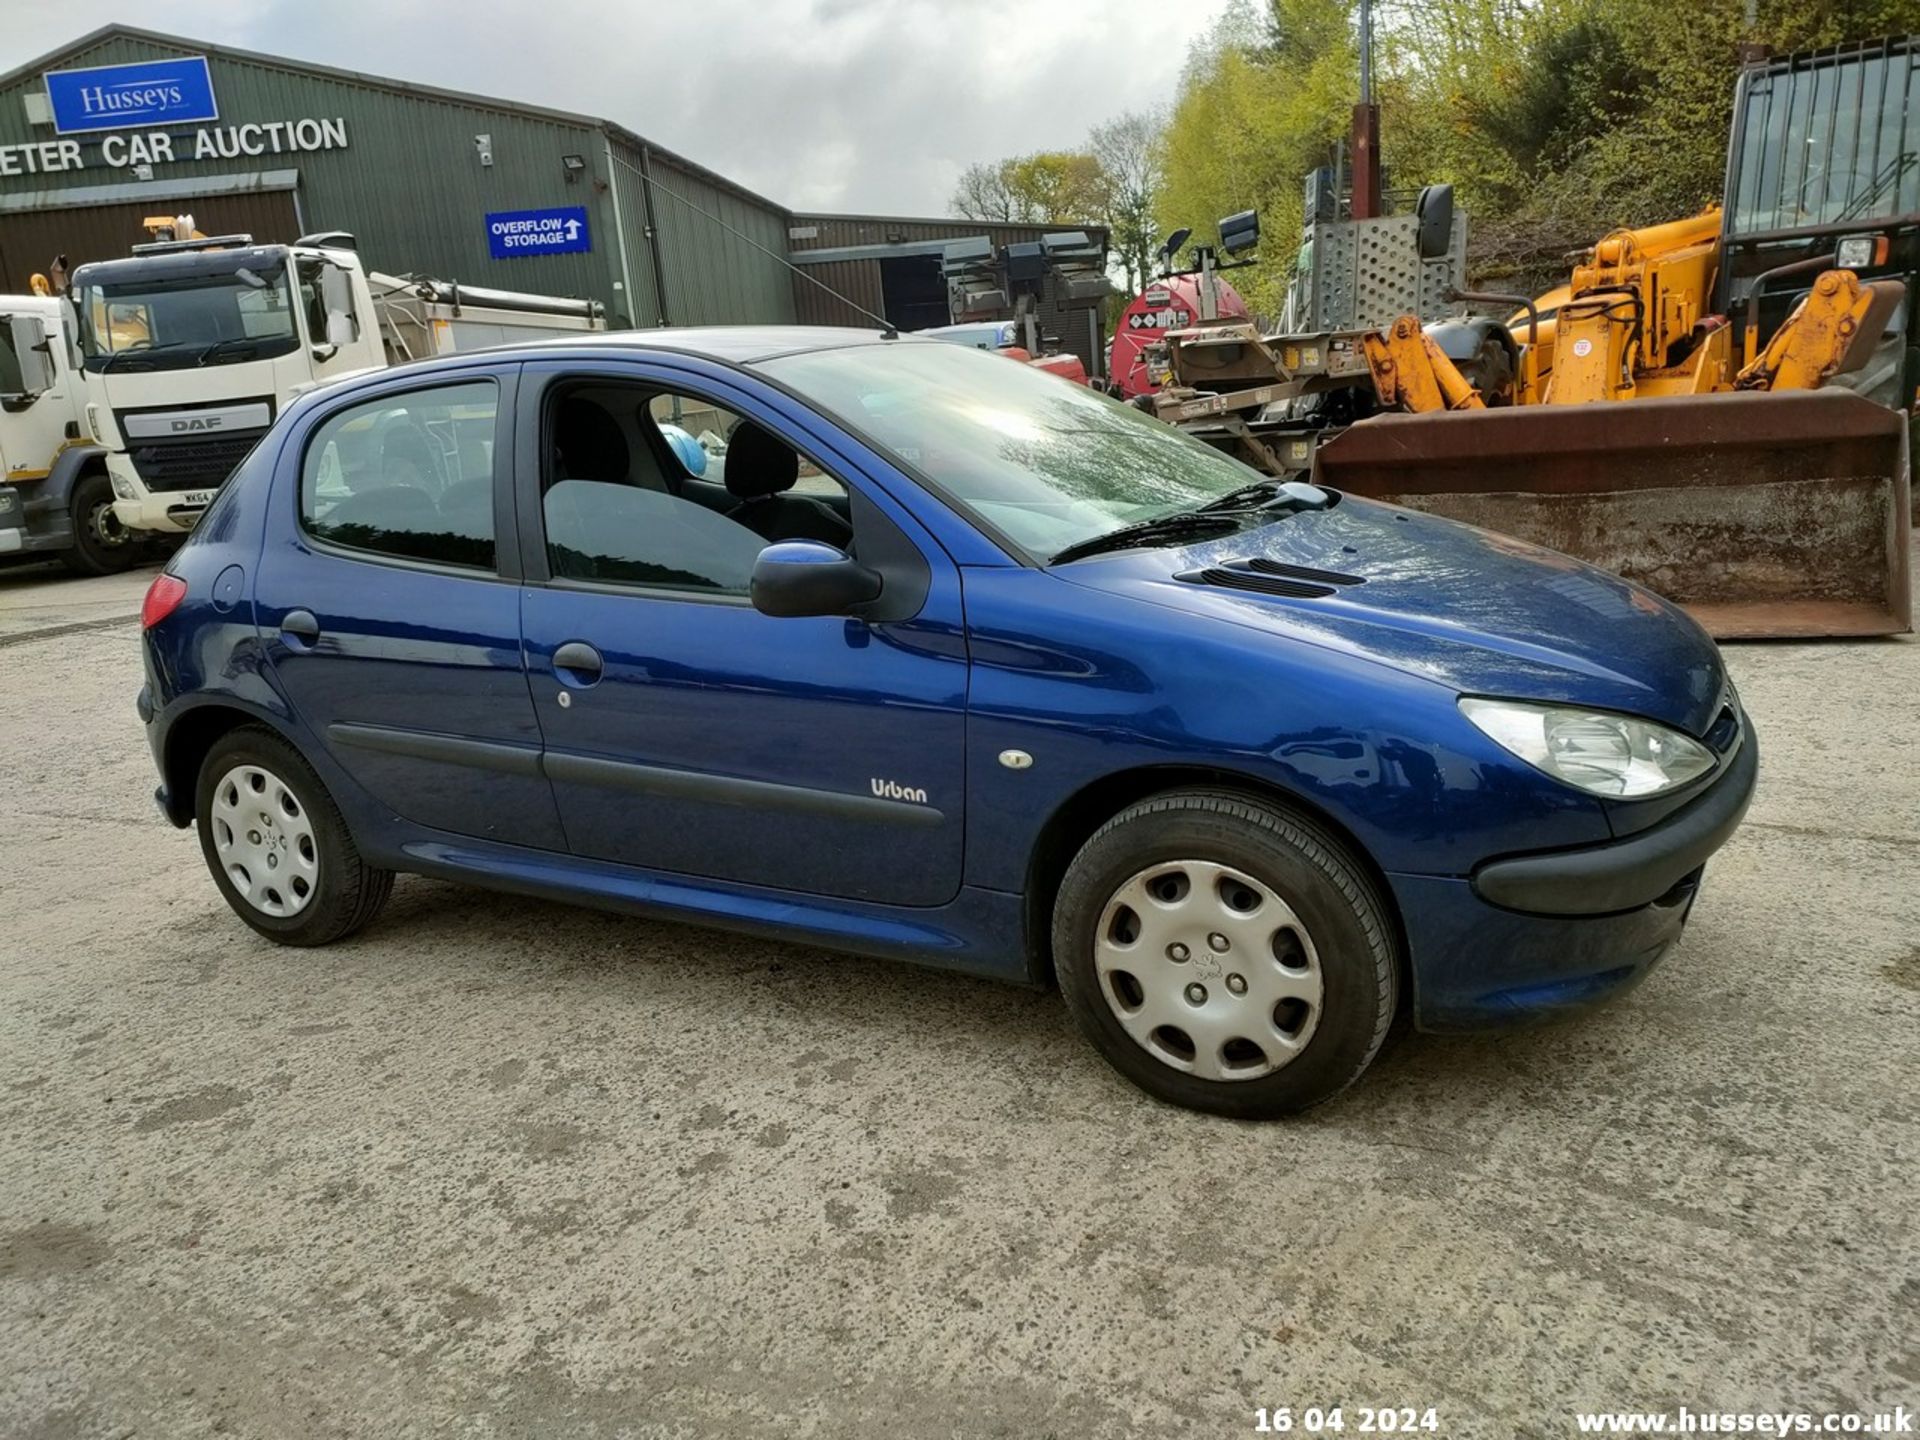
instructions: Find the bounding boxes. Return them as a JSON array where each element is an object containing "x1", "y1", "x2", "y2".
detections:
[
  {"x1": 552, "y1": 641, "x2": 603, "y2": 686},
  {"x1": 281, "y1": 609, "x2": 320, "y2": 648}
]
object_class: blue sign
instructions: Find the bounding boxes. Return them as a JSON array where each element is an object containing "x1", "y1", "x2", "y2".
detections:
[
  {"x1": 486, "y1": 206, "x2": 591, "y2": 260},
  {"x1": 44, "y1": 56, "x2": 219, "y2": 135}
]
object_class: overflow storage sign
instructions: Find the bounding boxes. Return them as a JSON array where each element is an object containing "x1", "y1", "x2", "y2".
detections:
[{"x1": 486, "y1": 206, "x2": 591, "y2": 260}]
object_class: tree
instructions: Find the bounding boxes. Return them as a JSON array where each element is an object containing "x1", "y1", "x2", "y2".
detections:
[
  {"x1": 1153, "y1": 0, "x2": 1354, "y2": 317},
  {"x1": 951, "y1": 160, "x2": 1020, "y2": 222},
  {"x1": 1091, "y1": 110, "x2": 1165, "y2": 294},
  {"x1": 1005, "y1": 151, "x2": 1109, "y2": 223},
  {"x1": 952, "y1": 151, "x2": 1107, "y2": 225}
]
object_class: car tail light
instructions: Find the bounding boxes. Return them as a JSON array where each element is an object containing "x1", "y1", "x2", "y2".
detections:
[{"x1": 141, "y1": 573, "x2": 187, "y2": 629}]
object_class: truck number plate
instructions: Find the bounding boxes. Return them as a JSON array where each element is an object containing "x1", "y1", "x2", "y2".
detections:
[{"x1": 180, "y1": 490, "x2": 215, "y2": 506}]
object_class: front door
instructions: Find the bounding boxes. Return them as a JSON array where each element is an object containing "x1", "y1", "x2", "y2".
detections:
[
  {"x1": 256, "y1": 366, "x2": 566, "y2": 851},
  {"x1": 515, "y1": 360, "x2": 968, "y2": 907}
]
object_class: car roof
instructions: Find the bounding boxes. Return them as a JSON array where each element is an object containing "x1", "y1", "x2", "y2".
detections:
[{"x1": 447, "y1": 325, "x2": 911, "y2": 367}]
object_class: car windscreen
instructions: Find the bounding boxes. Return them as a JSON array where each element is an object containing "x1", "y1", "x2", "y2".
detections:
[
  {"x1": 757, "y1": 341, "x2": 1264, "y2": 560},
  {"x1": 78, "y1": 260, "x2": 300, "y2": 373}
]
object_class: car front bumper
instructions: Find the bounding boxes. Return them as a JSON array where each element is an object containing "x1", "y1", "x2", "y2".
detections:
[{"x1": 1394, "y1": 725, "x2": 1757, "y2": 1031}]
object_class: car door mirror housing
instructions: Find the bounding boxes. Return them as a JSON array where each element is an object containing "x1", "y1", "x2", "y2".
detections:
[
  {"x1": 9, "y1": 313, "x2": 55, "y2": 396},
  {"x1": 750, "y1": 541, "x2": 883, "y2": 618}
]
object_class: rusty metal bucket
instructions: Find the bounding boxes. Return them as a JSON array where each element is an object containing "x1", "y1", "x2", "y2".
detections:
[{"x1": 1311, "y1": 388, "x2": 1912, "y2": 639}]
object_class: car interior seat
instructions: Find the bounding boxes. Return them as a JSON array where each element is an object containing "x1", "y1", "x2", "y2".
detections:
[
  {"x1": 378, "y1": 420, "x2": 444, "y2": 497},
  {"x1": 436, "y1": 435, "x2": 494, "y2": 541},
  {"x1": 553, "y1": 396, "x2": 631, "y2": 485},
  {"x1": 723, "y1": 422, "x2": 853, "y2": 549}
]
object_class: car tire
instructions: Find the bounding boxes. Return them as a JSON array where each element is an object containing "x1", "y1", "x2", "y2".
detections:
[
  {"x1": 1053, "y1": 789, "x2": 1399, "y2": 1119},
  {"x1": 195, "y1": 725, "x2": 394, "y2": 946},
  {"x1": 59, "y1": 471, "x2": 140, "y2": 576}
]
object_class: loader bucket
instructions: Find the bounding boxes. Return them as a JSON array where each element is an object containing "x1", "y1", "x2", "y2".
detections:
[{"x1": 1311, "y1": 388, "x2": 1912, "y2": 639}]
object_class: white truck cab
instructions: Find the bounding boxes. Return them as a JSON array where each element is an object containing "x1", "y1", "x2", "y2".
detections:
[
  {"x1": 0, "y1": 293, "x2": 141, "y2": 573},
  {"x1": 70, "y1": 232, "x2": 604, "y2": 533}
]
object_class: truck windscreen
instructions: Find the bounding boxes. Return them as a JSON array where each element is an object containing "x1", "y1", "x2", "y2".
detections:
[
  {"x1": 1727, "y1": 44, "x2": 1920, "y2": 236},
  {"x1": 78, "y1": 260, "x2": 300, "y2": 372}
]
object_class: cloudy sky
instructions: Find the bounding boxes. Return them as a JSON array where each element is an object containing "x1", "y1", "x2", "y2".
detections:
[{"x1": 2, "y1": 0, "x2": 1237, "y2": 215}]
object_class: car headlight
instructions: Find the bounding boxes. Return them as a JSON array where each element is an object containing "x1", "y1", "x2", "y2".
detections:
[{"x1": 1460, "y1": 697, "x2": 1716, "y2": 798}]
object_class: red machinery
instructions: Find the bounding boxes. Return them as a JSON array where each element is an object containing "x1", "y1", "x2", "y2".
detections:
[{"x1": 1108, "y1": 272, "x2": 1250, "y2": 398}]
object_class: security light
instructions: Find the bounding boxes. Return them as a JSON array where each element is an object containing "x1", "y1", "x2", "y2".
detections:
[
  {"x1": 1219, "y1": 209, "x2": 1259, "y2": 256},
  {"x1": 562, "y1": 153, "x2": 587, "y2": 182}
]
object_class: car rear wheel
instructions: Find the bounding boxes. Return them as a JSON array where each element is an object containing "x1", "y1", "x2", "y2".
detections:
[
  {"x1": 195, "y1": 726, "x2": 393, "y2": 946},
  {"x1": 1053, "y1": 790, "x2": 1399, "y2": 1118},
  {"x1": 60, "y1": 472, "x2": 140, "y2": 576}
]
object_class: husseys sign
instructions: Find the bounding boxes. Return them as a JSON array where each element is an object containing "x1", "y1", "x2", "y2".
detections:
[
  {"x1": 0, "y1": 54, "x2": 349, "y2": 179},
  {"x1": 45, "y1": 57, "x2": 220, "y2": 133}
]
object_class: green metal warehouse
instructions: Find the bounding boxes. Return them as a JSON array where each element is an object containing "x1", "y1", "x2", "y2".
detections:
[
  {"x1": 0, "y1": 25, "x2": 801, "y2": 328},
  {"x1": 0, "y1": 25, "x2": 1113, "y2": 365}
]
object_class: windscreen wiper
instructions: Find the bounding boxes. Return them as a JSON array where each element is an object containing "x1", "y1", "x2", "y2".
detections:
[
  {"x1": 97, "y1": 350, "x2": 157, "y2": 373},
  {"x1": 196, "y1": 337, "x2": 262, "y2": 366},
  {"x1": 1049, "y1": 512, "x2": 1249, "y2": 566},
  {"x1": 1193, "y1": 477, "x2": 1336, "y2": 514},
  {"x1": 1050, "y1": 480, "x2": 1338, "y2": 565}
]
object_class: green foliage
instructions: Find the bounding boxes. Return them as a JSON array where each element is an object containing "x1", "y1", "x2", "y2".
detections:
[
  {"x1": 955, "y1": 0, "x2": 1920, "y2": 312},
  {"x1": 1154, "y1": 0, "x2": 1356, "y2": 315}
]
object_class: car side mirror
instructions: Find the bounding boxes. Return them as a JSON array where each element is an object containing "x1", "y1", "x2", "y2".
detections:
[
  {"x1": 750, "y1": 541, "x2": 882, "y2": 618},
  {"x1": 320, "y1": 264, "x2": 358, "y2": 348},
  {"x1": 1415, "y1": 184, "x2": 1455, "y2": 261},
  {"x1": 9, "y1": 313, "x2": 54, "y2": 396}
]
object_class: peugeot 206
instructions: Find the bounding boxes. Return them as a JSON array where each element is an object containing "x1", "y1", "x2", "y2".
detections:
[{"x1": 136, "y1": 329, "x2": 1756, "y2": 1117}]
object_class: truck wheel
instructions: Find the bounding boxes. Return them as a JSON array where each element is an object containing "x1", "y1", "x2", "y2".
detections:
[
  {"x1": 1053, "y1": 790, "x2": 1399, "y2": 1119},
  {"x1": 195, "y1": 726, "x2": 394, "y2": 946},
  {"x1": 59, "y1": 472, "x2": 139, "y2": 575}
]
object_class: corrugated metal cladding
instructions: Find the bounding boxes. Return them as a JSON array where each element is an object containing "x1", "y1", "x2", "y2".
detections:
[
  {"x1": 0, "y1": 26, "x2": 795, "y2": 327},
  {"x1": 787, "y1": 213, "x2": 1112, "y2": 369},
  {"x1": 789, "y1": 215, "x2": 1111, "y2": 253}
]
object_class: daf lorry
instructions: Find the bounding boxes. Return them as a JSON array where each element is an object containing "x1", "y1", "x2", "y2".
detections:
[
  {"x1": 69, "y1": 231, "x2": 607, "y2": 535},
  {"x1": 0, "y1": 292, "x2": 141, "y2": 573}
]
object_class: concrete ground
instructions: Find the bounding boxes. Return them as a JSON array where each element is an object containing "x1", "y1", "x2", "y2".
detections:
[{"x1": 1, "y1": 557, "x2": 1914, "y2": 1440}]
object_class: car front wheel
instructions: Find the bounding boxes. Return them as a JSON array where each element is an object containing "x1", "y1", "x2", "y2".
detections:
[
  {"x1": 1053, "y1": 790, "x2": 1399, "y2": 1118},
  {"x1": 195, "y1": 726, "x2": 393, "y2": 946}
]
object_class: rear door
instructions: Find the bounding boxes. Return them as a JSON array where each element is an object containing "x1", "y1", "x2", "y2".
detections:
[
  {"x1": 256, "y1": 363, "x2": 566, "y2": 850},
  {"x1": 514, "y1": 357, "x2": 969, "y2": 907}
]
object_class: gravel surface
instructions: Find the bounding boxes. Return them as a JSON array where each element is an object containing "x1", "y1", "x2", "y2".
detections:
[{"x1": 2, "y1": 560, "x2": 1914, "y2": 1438}]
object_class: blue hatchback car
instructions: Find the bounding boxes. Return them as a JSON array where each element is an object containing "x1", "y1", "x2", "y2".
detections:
[{"x1": 137, "y1": 328, "x2": 1756, "y2": 1117}]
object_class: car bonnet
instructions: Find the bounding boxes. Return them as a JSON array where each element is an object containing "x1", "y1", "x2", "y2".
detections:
[{"x1": 1051, "y1": 493, "x2": 1728, "y2": 736}]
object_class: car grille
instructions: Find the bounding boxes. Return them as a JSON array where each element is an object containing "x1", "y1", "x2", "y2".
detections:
[{"x1": 127, "y1": 431, "x2": 265, "y2": 493}]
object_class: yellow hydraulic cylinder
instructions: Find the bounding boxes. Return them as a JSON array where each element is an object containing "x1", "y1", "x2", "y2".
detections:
[{"x1": 1361, "y1": 315, "x2": 1485, "y2": 413}]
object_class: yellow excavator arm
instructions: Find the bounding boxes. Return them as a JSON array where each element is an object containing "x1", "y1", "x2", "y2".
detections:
[
  {"x1": 1359, "y1": 315, "x2": 1484, "y2": 412},
  {"x1": 1734, "y1": 269, "x2": 1907, "y2": 391}
]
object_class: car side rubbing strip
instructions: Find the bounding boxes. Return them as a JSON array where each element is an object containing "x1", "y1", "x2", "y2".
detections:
[
  {"x1": 327, "y1": 722, "x2": 545, "y2": 777},
  {"x1": 541, "y1": 751, "x2": 945, "y2": 827}
]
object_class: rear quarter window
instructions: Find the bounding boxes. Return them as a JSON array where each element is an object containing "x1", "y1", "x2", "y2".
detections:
[{"x1": 299, "y1": 380, "x2": 498, "y2": 570}]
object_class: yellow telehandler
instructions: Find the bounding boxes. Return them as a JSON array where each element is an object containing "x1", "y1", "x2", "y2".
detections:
[{"x1": 1164, "y1": 38, "x2": 1920, "y2": 639}]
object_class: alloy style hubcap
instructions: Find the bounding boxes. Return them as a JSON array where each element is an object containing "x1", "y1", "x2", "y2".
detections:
[
  {"x1": 210, "y1": 764, "x2": 319, "y2": 916},
  {"x1": 1094, "y1": 859, "x2": 1323, "y2": 1081}
]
